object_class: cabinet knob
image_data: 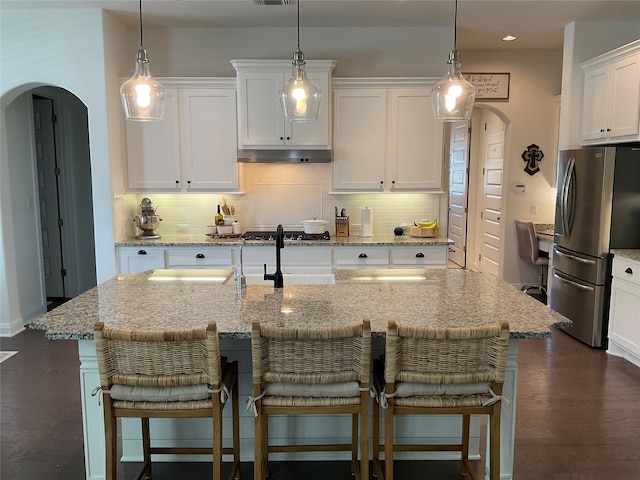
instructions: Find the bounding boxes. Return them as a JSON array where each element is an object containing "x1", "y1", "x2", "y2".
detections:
[
  {"x1": 175, "y1": 180, "x2": 179, "y2": 184},
  {"x1": 280, "y1": 136, "x2": 284, "y2": 140},
  {"x1": 625, "y1": 267, "x2": 633, "y2": 274},
  {"x1": 600, "y1": 129, "x2": 605, "y2": 133},
  {"x1": 358, "y1": 253, "x2": 368, "y2": 259},
  {"x1": 187, "y1": 180, "x2": 191, "y2": 184},
  {"x1": 196, "y1": 253, "x2": 205, "y2": 259},
  {"x1": 416, "y1": 252, "x2": 425, "y2": 258},
  {"x1": 137, "y1": 250, "x2": 147, "y2": 255},
  {"x1": 286, "y1": 136, "x2": 291, "y2": 140},
  {"x1": 606, "y1": 128, "x2": 611, "y2": 132}
]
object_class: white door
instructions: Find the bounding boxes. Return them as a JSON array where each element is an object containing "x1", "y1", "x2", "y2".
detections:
[
  {"x1": 33, "y1": 97, "x2": 65, "y2": 297},
  {"x1": 479, "y1": 111, "x2": 505, "y2": 278},
  {"x1": 447, "y1": 122, "x2": 470, "y2": 267}
]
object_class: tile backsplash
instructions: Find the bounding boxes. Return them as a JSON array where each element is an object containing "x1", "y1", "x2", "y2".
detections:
[{"x1": 115, "y1": 163, "x2": 444, "y2": 240}]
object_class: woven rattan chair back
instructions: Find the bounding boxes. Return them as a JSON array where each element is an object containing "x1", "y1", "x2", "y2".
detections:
[
  {"x1": 251, "y1": 321, "x2": 371, "y2": 386},
  {"x1": 95, "y1": 323, "x2": 222, "y2": 390},
  {"x1": 94, "y1": 322, "x2": 240, "y2": 480},
  {"x1": 384, "y1": 321, "x2": 509, "y2": 387},
  {"x1": 373, "y1": 320, "x2": 510, "y2": 480},
  {"x1": 250, "y1": 320, "x2": 371, "y2": 480}
]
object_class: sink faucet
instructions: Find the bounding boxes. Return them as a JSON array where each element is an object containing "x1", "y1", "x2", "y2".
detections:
[{"x1": 264, "y1": 224, "x2": 284, "y2": 288}]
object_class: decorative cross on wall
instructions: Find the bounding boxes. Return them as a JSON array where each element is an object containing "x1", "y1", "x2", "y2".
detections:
[{"x1": 521, "y1": 144, "x2": 544, "y2": 176}]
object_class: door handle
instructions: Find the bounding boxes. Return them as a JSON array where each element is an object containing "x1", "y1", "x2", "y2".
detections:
[
  {"x1": 553, "y1": 272, "x2": 594, "y2": 291},
  {"x1": 554, "y1": 248, "x2": 596, "y2": 265}
]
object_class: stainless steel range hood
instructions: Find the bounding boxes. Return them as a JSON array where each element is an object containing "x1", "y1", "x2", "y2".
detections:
[{"x1": 237, "y1": 149, "x2": 332, "y2": 163}]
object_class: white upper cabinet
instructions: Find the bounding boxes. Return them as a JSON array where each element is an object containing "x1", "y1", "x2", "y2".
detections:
[
  {"x1": 581, "y1": 40, "x2": 640, "y2": 145},
  {"x1": 126, "y1": 89, "x2": 181, "y2": 190},
  {"x1": 332, "y1": 80, "x2": 444, "y2": 192},
  {"x1": 125, "y1": 79, "x2": 239, "y2": 192},
  {"x1": 231, "y1": 60, "x2": 336, "y2": 149}
]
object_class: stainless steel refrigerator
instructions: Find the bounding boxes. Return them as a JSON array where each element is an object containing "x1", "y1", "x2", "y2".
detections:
[{"x1": 550, "y1": 146, "x2": 640, "y2": 348}]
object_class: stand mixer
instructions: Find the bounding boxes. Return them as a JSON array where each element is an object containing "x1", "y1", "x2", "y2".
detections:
[{"x1": 134, "y1": 197, "x2": 161, "y2": 239}]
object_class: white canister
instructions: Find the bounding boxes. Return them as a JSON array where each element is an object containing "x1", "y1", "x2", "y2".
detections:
[
  {"x1": 232, "y1": 221, "x2": 241, "y2": 234},
  {"x1": 361, "y1": 207, "x2": 373, "y2": 237}
]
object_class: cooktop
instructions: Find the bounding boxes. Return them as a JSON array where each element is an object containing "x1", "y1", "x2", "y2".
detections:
[{"x1": 241, "y1": 230, "x2": 331, "y2": 241}]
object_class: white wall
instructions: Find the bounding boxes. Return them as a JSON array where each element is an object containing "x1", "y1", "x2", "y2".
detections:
[
  {"x1": 143, "y1": 26, "x2": 452, "y2": 77},
  {"x1": 0, "y1": 9, "x2": 120, "y2": 335},
  {"x1": 462, "y1": 49, "x2": 563, "y2": 285}
]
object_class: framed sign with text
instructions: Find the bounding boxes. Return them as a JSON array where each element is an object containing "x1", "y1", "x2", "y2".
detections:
[{"x1": 463, "y1": 73, "x2": 510, "y2": 100}]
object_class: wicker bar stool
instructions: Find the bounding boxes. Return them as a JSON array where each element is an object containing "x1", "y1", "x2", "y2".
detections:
[
  {"x1": 94, "y1": 322, "x2": 240, "y2": 480},
  {"x1": 372, "y1": 320, "x2": 510, "y2": 480},
  {"x1": 249, "y1": 320, "x2": 372, "y2": 480}
]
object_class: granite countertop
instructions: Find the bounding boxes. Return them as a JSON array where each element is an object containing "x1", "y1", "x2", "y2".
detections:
[
  {"x1": 116, "y1": 234, "x2": 454, "y2": 247},
  {"x1": 31, "y1": 269, "x2": 571, "y2": 341},
  {"x1": 611, "y1": 249, "x2": 640, "y2": 262},
  {"x1": 534, "y1": 223, "x2": 554, "y2": 241}
]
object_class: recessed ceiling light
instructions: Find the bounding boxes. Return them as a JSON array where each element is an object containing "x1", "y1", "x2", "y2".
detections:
[{"x1": 502, "y1": 35, "x2": 518, "y2": 42}]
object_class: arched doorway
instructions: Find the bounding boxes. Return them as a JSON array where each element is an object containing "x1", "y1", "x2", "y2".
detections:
[
  {"x1": 1, "y1": 86, "x2": 96, "y2": 325},
  {"x1": 447, "y1": 106, "x2": 509, "y2": 278}
]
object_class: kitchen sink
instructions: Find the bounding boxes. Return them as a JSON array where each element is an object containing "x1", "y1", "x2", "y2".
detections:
[{"x1": 238, "y1": 273, "x2": 336, "y2": 285}]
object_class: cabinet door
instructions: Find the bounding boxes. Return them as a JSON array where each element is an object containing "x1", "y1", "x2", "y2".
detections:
[
  {"x1": 608, "y1": 52, "x2": 640, "y2": 140},
  {"x1": 118, "y1": 247, "x2": 165, "y2": 274},
  {"x1": 609, "y1": 277, "x2": 640, "y2": 355},
  {"x1": 237, "y1": 72, "x2": 285, "y2": 147},
  {"x1": 125, "y1": 89, "x2": 181, "y2": 190},
  {"x1": 287, "y1": 71, "x2": 331, "y2": 147},
  {"x1": 581, "y1": 65, "x2": 610, "y2": 142},
  {"x1": 179, "y1": 89, "x2": 238, "y2": 190},
  {"x1": 388, "y1": 89, "x2": 444, "y2": 190},
  {"x1": 332, "y1": 89, "x2": 387, "y2": 190}
]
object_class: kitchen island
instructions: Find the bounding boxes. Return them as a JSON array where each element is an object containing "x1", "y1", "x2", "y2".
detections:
[{"x1": 31, "y1": 268, "x2": 570, "y2": 480}]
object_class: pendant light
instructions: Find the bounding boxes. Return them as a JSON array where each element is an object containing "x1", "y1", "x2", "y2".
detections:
[
  {"x1": 278, "y1": 0, "x2": 321, "y2": 122},
  {"x1": 431, "y1": 0, "x2": 475, "y2": 122},
  {"x1": 120, "y1": 0, "x2": 165, "y2": 121}
]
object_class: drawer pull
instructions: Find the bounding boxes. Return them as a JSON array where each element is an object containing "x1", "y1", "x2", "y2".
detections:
[
  {"x1": 358, "y1": 253, "x2": 368, "y2": 259},
  {"x1": 137, "y1": 250, "x2": 147, "y2": 255},
  {"x1": 415, "y1": 252, "x2": 425, "y2": 258},
  {"x1": 196, "y1": 253, "x2": 205, "y2": 259},
  {"x1": 625, "y1": 267, "x2": 633, "y2": 274}
]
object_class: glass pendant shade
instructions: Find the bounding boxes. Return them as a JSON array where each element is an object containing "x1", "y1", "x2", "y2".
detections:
[
  {"x1": 279, "y1": 50, "x2": 321, "y2": 122},
  {"x1": 120, "y1": 48, "x2": 165, "y2": 121},
  {"x1": 431, "y1": 50, "x2": 475, "y2": 122}
]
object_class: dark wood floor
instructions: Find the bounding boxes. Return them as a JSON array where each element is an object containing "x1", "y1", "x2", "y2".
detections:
[{"x1": 2, "y1": 327, "x2": 640, "y2": 479}]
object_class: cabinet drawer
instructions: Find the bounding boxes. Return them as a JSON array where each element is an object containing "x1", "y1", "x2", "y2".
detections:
[
  {"x1": 392, "y1": 246, "x2": 447, "y2": 267},
  {"x1": 612, "y1": 257, "x2": 640, "y2": 287},
  {"x1": 167, "y1": 248, "x2": 234, "y2": 267},
  {"x1": 334, "y1": 247, "x2": 389, "y2": 266},
  {"x1": 118, "y1": 247, "x2": 166, "y2": 274}
]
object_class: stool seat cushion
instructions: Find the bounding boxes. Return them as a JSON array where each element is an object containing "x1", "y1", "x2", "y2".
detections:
[
  {"x1": 110, "y1": 384, "x2": 210, "y2": 402},
  {"x1": 394, "y1": 381, "x2": 492, "y2": 398},
  {"x1": 264, "y1": 381, "x2": 361, "y2": 398}
]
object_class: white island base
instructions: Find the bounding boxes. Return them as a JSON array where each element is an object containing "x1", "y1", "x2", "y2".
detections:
[{"x1": 78, "y1": 338, "x2": 519, "y2": 480}]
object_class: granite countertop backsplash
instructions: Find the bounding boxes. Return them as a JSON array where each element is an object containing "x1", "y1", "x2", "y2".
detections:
[
  {"x1": 116, "y1": 234, "x2": 454, "y2": 247},
  {"x1": 31, "y1": 268, "x2": 571, "y2": 341}
]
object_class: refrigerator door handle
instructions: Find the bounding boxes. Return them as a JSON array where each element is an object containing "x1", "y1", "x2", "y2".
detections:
[
  {"x1": 561, "y1": 156, "x2": 576, "y2": 237},
  {"x1": 554, "y1": 247, "x2": 597, "y2": 265},
  {"x1": 552, "y1": 271, "x2": 595, "y2": 291}
]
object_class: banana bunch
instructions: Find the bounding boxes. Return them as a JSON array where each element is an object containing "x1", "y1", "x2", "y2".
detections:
[{"x1": 417, "y1": 220, "x2": 438, "y2": 228}]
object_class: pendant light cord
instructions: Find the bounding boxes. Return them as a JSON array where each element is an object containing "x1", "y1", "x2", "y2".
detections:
[
  {"x1": 297, "y1": 0, "x2": 300, "y2": 50},
  {"x1": 139, "y1": 0, "x2": 144, "y2": 49},
  {"x1": 453, "y1": 0, "x2": 458, "y2": 50}
]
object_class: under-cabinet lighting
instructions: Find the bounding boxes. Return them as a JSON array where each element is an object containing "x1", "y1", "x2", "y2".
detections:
[
  {"x1": 350, "y1": 276, "x2": 427, "y2": 282},
  {"x1": 148, "y1": 276, "x2": 228, "y2": 282}
]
